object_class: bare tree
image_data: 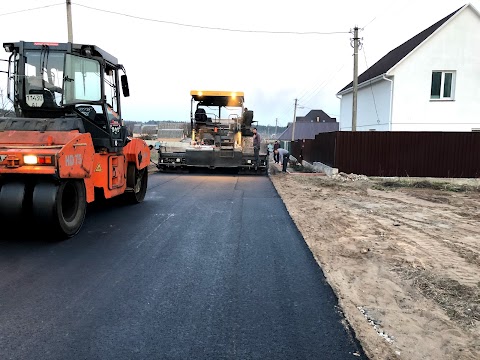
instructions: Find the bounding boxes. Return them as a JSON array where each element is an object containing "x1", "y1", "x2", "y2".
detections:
[{"x1": 0, "y1": 88, "x2": 14, "y2": 117}]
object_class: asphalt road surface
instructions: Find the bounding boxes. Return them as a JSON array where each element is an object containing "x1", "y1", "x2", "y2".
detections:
[{"x1": 0, "y1": 170, "x2": 368, "y2": 360}]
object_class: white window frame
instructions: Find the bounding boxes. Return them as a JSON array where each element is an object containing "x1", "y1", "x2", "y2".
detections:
[{"x1": 430, "y1": 70, "x2": 456, "y2": 100}]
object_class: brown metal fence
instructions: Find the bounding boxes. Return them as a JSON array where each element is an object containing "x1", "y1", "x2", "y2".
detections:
[
  {"x1": 292, "y1": 132, "x2": 337, "y2": 167},
  {"x1": 291, "y1": 131, "x2": 480, "y2": 178}
]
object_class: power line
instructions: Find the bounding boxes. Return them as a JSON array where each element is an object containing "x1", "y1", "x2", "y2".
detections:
[
  {"x1": 0, "y1": 2, "x2": 64, "y2": 17},
  {"x1": 361, "y1": 16, "x2": 378, "y2": 30},
  {"x1": 361, "y1": 1, "x2": 397, "y2": 30},
  {"x1": 362, "y1": 44, "x2": 380, "y2": 124},
  {"x1": 73, "y1": 3, "x2": 350, "y2": 35},
  {"x1": 267, "y1": 59, "x2": 347, "y2": 123},
  {"x1": 297, "y1": 105, "x2": 338, "y2": 119},
  {"x1": 299, "y1": 63, "x2": 346, "y2": 106},
  {"x1": 294, "y1": 68, "x2": 337, "y2": 104},
  {"x1": 277, "y1": 70, "x2": 339, "y2": 121}
]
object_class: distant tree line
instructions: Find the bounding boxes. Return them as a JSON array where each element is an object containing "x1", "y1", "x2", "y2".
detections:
[
  {"x1": 255, "y1": 124, "x2": 286, "y2": 136},
  {"x1": 123, "y1": 120, "x2": 286, "y2": 139}
]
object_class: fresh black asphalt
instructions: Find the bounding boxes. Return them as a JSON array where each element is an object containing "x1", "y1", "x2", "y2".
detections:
[{"x1": 0, "y1": 171, "x2": 368, "y2": 360}]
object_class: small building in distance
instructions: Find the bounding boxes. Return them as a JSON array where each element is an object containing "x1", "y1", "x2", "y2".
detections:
[
  {"x1": 157, "y1": 128, "x2": 186, "y2": 142},
  {"x1": 277, "y1": 110, "x2": 338, "y2": 141},
  {"x1": 141, "y1": 125, "x2": 159, "y2": 137}
]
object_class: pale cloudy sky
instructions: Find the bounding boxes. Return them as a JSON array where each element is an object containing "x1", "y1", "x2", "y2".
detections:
[{"x1": 0, "y1": 0, "x2": 477, "y2": 126}]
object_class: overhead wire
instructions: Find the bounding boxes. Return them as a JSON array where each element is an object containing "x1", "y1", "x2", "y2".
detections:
[
  {"x1": 361, "y1": 44, "x2": 380, "y2": 124},
  {"x1": 265, "y1": 60, "x2": 348, "y2": 124},
  {"x1": 75, "y1": 1, "x2": 348, "y2": 125},
  {"x1": 276, "y1": 69, "x2": 343, "y2": 125},
  {"x1": 0, "y1": 3, "x2": 350, "y2": 35},
  {"x1": 276, "y1": 67, "x2": 344, "y2": 123},
  {"x1": 299, "y1": 63, "x2": 346, "y2": 106},
  {"x1": 361, "y1": 0, "x2": 397, "y2": 30},
  {"x1": 277, "y1": 26, "x2": 359, "y2": 121},
  {"x1": 73, "y1": 3, "x2": 350, "y2": 35},
  {"x1": 0, "y1": 2, "x2": 356, "y2": 127},
  {"x1": 280, "y1": 61, "x2": 347, "y2": 125},
  {"x1": 295, "y1": 104, "x2": 338, "y2": 118},
  {"x1": 0, "y1": 2, "x2": 64, "y2": 17},
  {"x1": 294, "y1": 68, "x2": 337, "y2": 104}
]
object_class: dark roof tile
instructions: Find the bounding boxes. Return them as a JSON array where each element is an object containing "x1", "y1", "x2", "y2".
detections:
[
  {"x1": 277, "y1": 122, "x2": 339, "y2": 141},
  {"x1": 298, "y1": 109, "x2": 336, "y2": 122}
]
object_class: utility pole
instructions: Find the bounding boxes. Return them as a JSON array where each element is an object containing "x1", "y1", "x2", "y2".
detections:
[
  {"x1": 275, "y1": 118, "x2": 278, "y2": 138},
  {"x1": 291, "y1": 98, "x2": 298, "y2": 142},
  {"x1": 351, "y1": 26, "x2": 360, "y2": 132},
  {"x1": 66, "y1": 0, "x2": 73, "y2": 42}
]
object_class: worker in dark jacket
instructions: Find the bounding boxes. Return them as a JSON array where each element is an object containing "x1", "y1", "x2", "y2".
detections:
[
  {"x1": 274, "y1": 148, "x2": 289, "y2": 172},
  {"x1": 273, "y1": 140, "x2": 280, "y2": 163},
  {"x1": 252, "y1": 127, "x2": 261, "y2": 168}
]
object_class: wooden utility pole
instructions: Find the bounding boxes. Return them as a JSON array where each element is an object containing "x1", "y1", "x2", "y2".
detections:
[
  {"x1": 66, "y1": 0, "x2": 73, "y2": 42},
  {"x1": 351, "y1": 26, "x2": 359, "y2": 132},
  {"x1": 291, "y1": 99, "x2": 298, "y2": 142}
]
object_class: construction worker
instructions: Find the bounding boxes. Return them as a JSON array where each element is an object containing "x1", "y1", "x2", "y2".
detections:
[
  {"x1": 106, "y1": 103, "x2": 119, "y2": 121},
  {"x1": 252, "y1": 127, "x2": 261, "y2": 169},
  {"x1": 273, "y1": 140, "x2": 280, "y2": 163},
  {"x1": 274, "y1": 148, "x2": 290, "y2": 173}
]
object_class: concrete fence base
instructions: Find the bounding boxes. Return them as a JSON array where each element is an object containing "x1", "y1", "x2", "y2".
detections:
[{"x1": 306, "y1": 161, "x2": 339, "y2": 176}]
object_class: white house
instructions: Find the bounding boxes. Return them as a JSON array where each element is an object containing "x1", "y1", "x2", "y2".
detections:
[{"x1": 337, "y1": 3, "x2": 480, "y2": 132}]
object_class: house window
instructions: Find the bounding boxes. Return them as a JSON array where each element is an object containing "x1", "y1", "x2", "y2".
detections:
[{"x1": 431, "y1": 71, "x2": 455, "y2": 100}]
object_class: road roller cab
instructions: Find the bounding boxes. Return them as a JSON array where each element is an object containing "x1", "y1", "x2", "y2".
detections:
[{"x1": 0, "y1": 41, "x2": 151, "y2": 239}]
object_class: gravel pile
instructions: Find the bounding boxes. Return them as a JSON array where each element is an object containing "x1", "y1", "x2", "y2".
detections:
[{"x1": 330, "y1": 172, "x2": 369, "y2": 182}]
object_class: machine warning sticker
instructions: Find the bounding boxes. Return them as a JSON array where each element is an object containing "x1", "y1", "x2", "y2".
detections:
[
  {"x1": 110, "y1": 120, "x2": 121, "y2": 135},
  {"x1": 26, "y1": 94, "x2": 44, "y2": 107},
  {"x1": 95, "y1": 164, "x2": 102, "y2": 172}
]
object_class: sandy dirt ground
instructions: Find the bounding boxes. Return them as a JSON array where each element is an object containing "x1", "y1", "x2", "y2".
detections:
[{"x1": 269, "y1": 168, "x2": 480, "y2": 360}]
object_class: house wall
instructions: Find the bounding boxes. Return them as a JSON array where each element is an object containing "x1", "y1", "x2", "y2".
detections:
[
  {"x1": 390, "y1": 7, "x2": 480, "y2": 131},
  {"x1": 339, "y1": 79, "x2": 392, "y2": 131}
]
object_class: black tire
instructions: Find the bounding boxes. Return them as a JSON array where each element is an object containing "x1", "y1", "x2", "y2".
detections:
[
  {"x1": 32, "y1": 180, "x2": 87, "y2": 239},
  {"x1": 0, "y1": 182, "x2": 26, "y2": 222},
  {"x1": 124, "y1": 163, "x2": 148, "y2": 204}
]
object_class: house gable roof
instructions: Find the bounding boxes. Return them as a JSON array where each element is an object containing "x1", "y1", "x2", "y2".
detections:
[
  {"x1": 277, "y1": 121, "x2": 339, "y2": 141},
  {"x1": 337, "y1": 4, "x2": 465, "y2": 94},
  {"x1": 297, "y1": 109, "x2": 336, "y2": 122}
]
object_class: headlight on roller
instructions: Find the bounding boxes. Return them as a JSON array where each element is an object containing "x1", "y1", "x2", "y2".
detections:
[{"x1": 23, "y1": 155, "x2": 38, "y2": 164}]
